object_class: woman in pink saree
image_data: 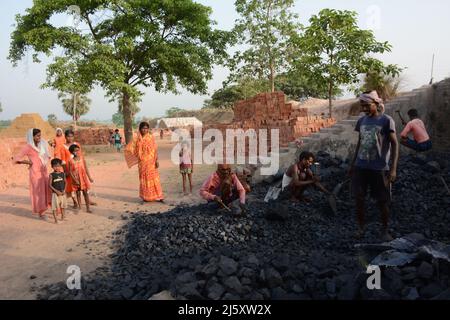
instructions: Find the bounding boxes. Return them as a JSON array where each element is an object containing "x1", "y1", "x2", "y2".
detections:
[{"x1": 14, "y1": 128, "x2": 52, "y2": 218}]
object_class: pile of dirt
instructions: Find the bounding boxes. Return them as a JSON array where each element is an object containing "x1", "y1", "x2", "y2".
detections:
[{"x1": 0, "y1": 113, "x2": 55, "y2": 139}]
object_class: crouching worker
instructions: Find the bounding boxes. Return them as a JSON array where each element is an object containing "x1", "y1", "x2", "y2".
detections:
[
  {"x1": 200, "y1": 164, "x2": 247, "y2": 216},
  {"x1": 281, "y1": 151, "x2": 331, "y2": 202},
  {"x1": 400, "y1": 109, "x2": 432, "y2": 152}
]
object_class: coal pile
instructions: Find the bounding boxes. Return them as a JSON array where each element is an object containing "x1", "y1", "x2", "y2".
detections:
[{"x1": 39, "y1": 152, "x2": 450, "y2": 300}]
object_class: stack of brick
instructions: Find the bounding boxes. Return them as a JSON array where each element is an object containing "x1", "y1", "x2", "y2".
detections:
[
  {"x1": 75, "y1": 128, "x2": 124, "y2": 145},
  {"x1": 0, "y1": 138, "x2": 28, "y2": 191},
  {"x1": 233, "y1": 91, "x2": 308, "y2": 124},
  {"x1": 204, "y1": 92, "x2": 337, "y2": 152}
]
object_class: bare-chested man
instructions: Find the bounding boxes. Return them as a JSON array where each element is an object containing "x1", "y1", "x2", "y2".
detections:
[{"x1": 281, "y1": 151, "x2": 330, "y2": 202}]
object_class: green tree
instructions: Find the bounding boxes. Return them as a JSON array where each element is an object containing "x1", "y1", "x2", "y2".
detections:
[
  {"x1": 118, "y1": 97, "x2": 141, "y2": 118},
  {"x1": 358, "y1": 70, "x2": 404, "y2": 101},
  {"x1": 293, "y1": 9, "x2": 401, "y2": 117},
  {"x1": 203, "y1": 77, "x2": 269, "y2": 109},
  {"x1": 229, "y1": 0, "x2": 300, "y2": 92},
  {"x1": 9, "y1": 0, "x2": 231, "y2": 143},
  {"x1": 112, "y1": 112, "x2": 124, "y2": 127},
  {"x1": 203, "y1": 86, "x2": 244, "y2": 109},
  {"x1": 0, "y1": 102, "x2": 2, "y2": 113},
  {"x1": 275, "y1": 72, "x2": 342, "y2": 100},
  {"x1": 165, "y1": 107, "x2": 184, "y2": 118},
  {"x1": 58, "y1": 92, "x2": 91, "y2": 125},
  {"x1": 47, "y1": 114, "x2": 58, "y2": 127}
]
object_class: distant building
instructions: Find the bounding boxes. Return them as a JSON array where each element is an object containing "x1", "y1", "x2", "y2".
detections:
[{"x1": 156, "y1": 117, "x2": 203, "y2": 130}]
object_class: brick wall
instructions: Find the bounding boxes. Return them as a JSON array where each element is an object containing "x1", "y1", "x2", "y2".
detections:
[
  {"x1": 75, "y1": 128, "x2": 124, "y2": 145},
  {"x1": 429, "y1": 80, "x2": 450, "y2": 152}
]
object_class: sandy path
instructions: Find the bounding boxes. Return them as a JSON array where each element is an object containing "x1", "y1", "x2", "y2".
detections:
[{"x1": 0, "y1": 139, "x2": 214, "y2": 299}]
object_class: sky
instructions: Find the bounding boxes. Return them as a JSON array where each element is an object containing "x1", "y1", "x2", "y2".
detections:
[{"x1": 1, "y1": 0, "x2": 450, "y2": 121}]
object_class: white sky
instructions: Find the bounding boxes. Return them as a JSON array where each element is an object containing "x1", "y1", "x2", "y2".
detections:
[{"x1": 1, "y1": 0, "x2": 449, "y2": 121}]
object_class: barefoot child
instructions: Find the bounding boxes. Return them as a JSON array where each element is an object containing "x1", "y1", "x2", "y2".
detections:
[
  {"x1": 49, "y1": 158, "x2": 67, "y2": 223},
  {"x1": 68, "y1": 144, "x2": 94, "y2": 213},
  {"x1": 179, "y1": 140, "x2": 193, "y2": 195},
  {"x1": 113, "y1": 129, "x2": 123, "y2": 152}
]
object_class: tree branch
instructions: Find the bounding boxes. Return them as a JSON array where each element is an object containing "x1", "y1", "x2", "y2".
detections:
[
  {"x1": 84, "y1": 14, "x2": 101, "y2": 44},
  {"x1": 130, "y1": 74, "x2": 153, "y2": 87}
]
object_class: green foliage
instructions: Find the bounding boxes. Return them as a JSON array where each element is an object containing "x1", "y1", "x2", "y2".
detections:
[
  {"x1": 357, "y1": 70, "x2": 404, "y2": 101},
  {"x1": 275, "y1": 72, "x2": 342, "y2": 100},
  {"x1": 9, "y1": 0, "x2": 231, "y2": 143},
  {"x1": 204, "y1": 77, "x2": 269, "y2": 109},
  {"x1": 58, "y1": 92, "x2": 91, "y2": 122},
  {"x1": 0, "y1": 101, "x2": 3, "y2": 113},
  {"x1": 0, "y1": 120, "x2": 10, "y2": 129},
  {"x1": 47, "y1": 114, "x2": 58, "y2": 127},
  {"x1": 203, "y1": 86, "x2": 244, "y2": 109},
  {"x1": 292, "y1": 9, "x2": 402, "y2": 116},
  {"x1": 165, "y1": 107, "x2": 184, "y2": 118},
  {"x1": 112, "y1": 112, "x2": 124, "y2": 127},
  {"x1": 118, "y1": 97, "x2": 141, "y2": 117},
  {"x1": 229, "y1": 0, "x2": 301, "y2": 92}
]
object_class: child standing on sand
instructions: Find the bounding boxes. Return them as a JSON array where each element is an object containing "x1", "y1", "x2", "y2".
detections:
[
  {"x1": 179, "y1": 140, "x2": 193, "y2": 195},
  {"x1": 49, "y1": 158, "x2": 67, "y2": 224},
  {"x1": 68, "y1": 144, "x2": 94, "y2": 213},
  {"x1": 113, "y1": 129, "x2": 123, "y2": 152}
]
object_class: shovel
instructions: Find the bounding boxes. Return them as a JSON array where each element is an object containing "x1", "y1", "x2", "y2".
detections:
[
  {"x1": 264, "y1": 186, "x2": 282, "y2": 203},
  {"x1": 264, "y1": 182, "x2": 282, "y2": 203},
  {"x1": 216, "y1": 198, "x2": 232, "y2": 212},
  {"x1": 328, "y1": 179, "x2": 351, "y2": 215},
  {"x1": 437, "y1": 175, "x2": 450, "y2": 196}
]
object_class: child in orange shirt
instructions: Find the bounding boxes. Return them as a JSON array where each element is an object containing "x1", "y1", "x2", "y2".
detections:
[{"x1": 68, "y1": 144, "x2": 94, "y2": 213}]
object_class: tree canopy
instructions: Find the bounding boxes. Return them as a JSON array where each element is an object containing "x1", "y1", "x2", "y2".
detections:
[
  {"x1": 58, "y1": 91, "x2": 91, "y2": 124},
  {"x1": 9, "y1": 0, "x2": 231, "y2": 143},
  {"x1": 292, "y1": 9, "x2": 401, "y2": 117},
  {"x1": 358, "y1": 70, "x2": 404, "y2": 101},
  {"x1": 228, "y1": 0, "x2": 300, "y2": 92},
  {"x1": 165, "y1": 107, "x2": 184, "y2": 118}
]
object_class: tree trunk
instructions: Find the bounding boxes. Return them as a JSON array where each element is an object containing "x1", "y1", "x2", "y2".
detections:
[
  {"x1": 73, "y1": 92, "x2": 78, "y2": 128},
  {"x1": 270, "y1": 61, "x2": 275, "y2": 93},
  {"x1": 122, "y1": 90, "x2": 134, "y2": 144},
  {"x1": 328, "y1": 81, "x2": 333, "y2": 119}
]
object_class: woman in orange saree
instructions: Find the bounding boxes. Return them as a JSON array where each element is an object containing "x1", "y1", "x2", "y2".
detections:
[{"x1": 125, "y1": 122, "x2": 164, "y2": 202}]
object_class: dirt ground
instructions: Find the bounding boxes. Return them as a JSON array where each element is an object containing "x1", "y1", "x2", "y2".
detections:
[{"x1": 0, "y1": 139, "x2": 215, "y2": 300}]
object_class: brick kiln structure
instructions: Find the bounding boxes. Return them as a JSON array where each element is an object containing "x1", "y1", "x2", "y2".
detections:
[
  {"x1": 0, "y1": 113, "x2": 55, "y2": 140},
  {"x1": 204, "y1": 91, "x2": 336, "y2": 151}
]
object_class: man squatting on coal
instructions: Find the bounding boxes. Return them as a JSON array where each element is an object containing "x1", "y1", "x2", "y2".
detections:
[{"x1": 281, "y1": 151, "x2": 331, "y2": 202}]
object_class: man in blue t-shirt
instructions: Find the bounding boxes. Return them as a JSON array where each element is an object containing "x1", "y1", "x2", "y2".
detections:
[{"x1": 349, "y1": 91, "x2": 399, "y2": 241}]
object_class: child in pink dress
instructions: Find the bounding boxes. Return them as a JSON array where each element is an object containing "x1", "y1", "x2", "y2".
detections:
[{"x1": 179, "y1": 140, "x2": 193, "y2": 195}]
